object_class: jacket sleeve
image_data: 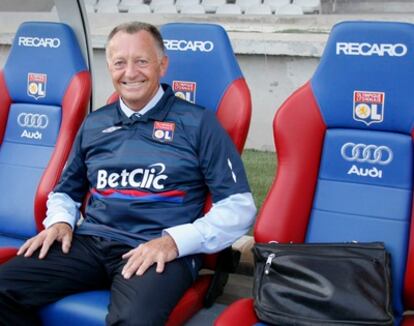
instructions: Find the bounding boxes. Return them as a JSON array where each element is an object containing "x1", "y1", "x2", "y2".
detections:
[
  {"x1": 43, "y1": 122, "x2": 89, "y2": 229},
  {"x1": 165, "y1": 109, "x2": 256, "y2": 256}
]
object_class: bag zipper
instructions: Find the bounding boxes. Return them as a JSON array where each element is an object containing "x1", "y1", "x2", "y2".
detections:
[
  {"x1": 264, "y1": 253, "x2": 275, "y2": 275},
  {"x1": 261, "y1": 247, "x2": 385, "y2": 276}
]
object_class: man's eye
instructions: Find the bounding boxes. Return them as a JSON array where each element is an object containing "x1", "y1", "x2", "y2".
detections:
[{"x1": 137, "y1": 60, "x2": 149, "y2": 66}]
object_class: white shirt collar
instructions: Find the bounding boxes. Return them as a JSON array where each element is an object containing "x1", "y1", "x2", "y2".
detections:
[{"x1": 119, "y1": 86, "x2": 164, "y2": 118}]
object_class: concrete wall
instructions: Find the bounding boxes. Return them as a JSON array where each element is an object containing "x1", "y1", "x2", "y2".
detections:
[
  {"x1": 0, "y1": 0, "x2": 54, "y2": 12},
  {"x1": 238, "y1": 54, "x2": 319, "y2": 150},
  {"x1": 1, "y1": 11, "x2": 414, "y2": 150}
]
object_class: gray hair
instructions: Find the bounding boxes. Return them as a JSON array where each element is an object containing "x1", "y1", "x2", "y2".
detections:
[{"x1": 106, "y1": 21, "x2": 165, "y2": 58}]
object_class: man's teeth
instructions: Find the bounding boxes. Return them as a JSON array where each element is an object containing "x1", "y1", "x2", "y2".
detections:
[{"x1": 122, "y1": 81, "x2": 143, "y2": 85}]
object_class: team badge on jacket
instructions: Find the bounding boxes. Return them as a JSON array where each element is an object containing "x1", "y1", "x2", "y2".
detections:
[{"x1": 153, "y1": 121, "x2": 175, "y2": 142}]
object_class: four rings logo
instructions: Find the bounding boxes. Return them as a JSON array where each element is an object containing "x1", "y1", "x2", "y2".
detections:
[
  {"x1": 17, "y1": 113, "x2": 49, "y2": 140},
  {"x1": 341, "y1": 142, "x2": 393, "y2": 179},
  {"x1": 341, "y1": 143, "x2": 393, "y2": 165},
  {"x1": 17, "y1": 113, "x2": 49, "y2": 129}
]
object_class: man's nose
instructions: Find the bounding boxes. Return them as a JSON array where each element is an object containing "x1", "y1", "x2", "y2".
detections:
[{"x1": 124, "y1": 61, "x2": 139, "y2": 77}]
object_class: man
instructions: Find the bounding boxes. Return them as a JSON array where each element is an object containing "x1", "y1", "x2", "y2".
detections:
[{"x1": 0, "y1": 22, "x2": 256, "y2": 325}]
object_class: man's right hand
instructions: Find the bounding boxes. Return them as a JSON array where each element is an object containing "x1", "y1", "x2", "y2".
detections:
[{"x1": 17, "y1": 222, "x2": 73, "y2": 259}]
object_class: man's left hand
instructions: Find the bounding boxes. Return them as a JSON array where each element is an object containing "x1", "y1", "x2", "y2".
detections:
[{"x1": 121, "y1": 234, "x2": 179, "y2": 279}]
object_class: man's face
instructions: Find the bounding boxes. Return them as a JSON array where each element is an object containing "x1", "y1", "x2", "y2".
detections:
[{"x1": 106, "y1": 30, "x2": 168, "y2": 111}]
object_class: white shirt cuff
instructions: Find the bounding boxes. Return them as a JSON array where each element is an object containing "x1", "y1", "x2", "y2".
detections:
[
  {"x1": 164, "y1": 223, "x2": 203, "y2": 257},
  {"x1": 43, "y1": 213, "x2": 77, "y2": 230},
  {"x1": 42, "y1": 192, "x2": 80, "y2": 230},
  {"x1": 164, "y1": 192, "x2": 256, "y2": 257}
]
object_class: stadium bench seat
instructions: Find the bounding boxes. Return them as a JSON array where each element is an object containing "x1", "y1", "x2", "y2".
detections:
[
  {"x1": 215, "y1": 20, "x2": 414, "y2": 326},
  {"x1": 0, "y1": 21, "x2": 91, "y2": 266},
  {"x1": 40, "y1": 22, "x2": 252, "y2": 326}
]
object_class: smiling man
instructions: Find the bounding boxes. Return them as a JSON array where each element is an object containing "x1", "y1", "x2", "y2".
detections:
[
  {"x1": 107, "y1": 25, "x2": 168, "y2": 111},
  {"x1": 0, "y1": 22, "x2": 256, "y2": 325}
]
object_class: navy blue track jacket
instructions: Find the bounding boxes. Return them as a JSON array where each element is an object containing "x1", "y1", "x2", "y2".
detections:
[{"x1": 55, "y1": 84, "x2": 251, "y2": 249}]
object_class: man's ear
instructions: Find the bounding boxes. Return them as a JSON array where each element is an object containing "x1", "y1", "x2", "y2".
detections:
[{"x1": 160, "y1": 55, "x2": 169, "y2": 77}]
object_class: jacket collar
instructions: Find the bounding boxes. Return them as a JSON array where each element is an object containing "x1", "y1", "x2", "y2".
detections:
[{"x1": 114, "y1": 84, "x2": 175, "y2": 125}]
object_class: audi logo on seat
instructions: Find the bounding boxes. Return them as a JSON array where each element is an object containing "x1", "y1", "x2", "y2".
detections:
[
  {"x1": 340, "y1": 142, "x2": 393, "y2": 165},
  {"x1": 17, "y1": 113, "x2": 49, "y2": 129}
]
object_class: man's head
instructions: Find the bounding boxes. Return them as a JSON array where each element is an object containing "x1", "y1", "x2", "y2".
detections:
[{"x1": 106, "y1": 22, "x2": 168, "y2": 111}]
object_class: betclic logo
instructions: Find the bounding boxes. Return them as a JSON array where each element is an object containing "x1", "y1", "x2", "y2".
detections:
[
  {"x1": 164, "y1": 39, "x2": 214, "y2": 52},
  {"x1": 336, "y1": 42, "x2": 407, "y2": 57},
  {"x1": 96, "y1": 163, "x2": 168, "y2": 190}
]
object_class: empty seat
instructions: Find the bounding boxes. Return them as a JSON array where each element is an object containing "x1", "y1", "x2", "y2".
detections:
[
  {"x1": 202, "y1": 0, "x2": 226, "y2": 13},
  {"x1": 152, "y1": 3, "x2": 178, "y2": 13},
  {"x1": 293, "y1": 0, "x2": 320, "y2": 13},
  {"x1": 262, "y1": 0, "x2": 289, "y2": 12},
  {"x1": 127, "y1": 3, "x2": 152, "y2": 12},
  {"x1": 95, "y1": 0, "x2": 120, "y2": 12},
  {"x1": 84, "y1": 3, "x2": 96, "y2": 12},
  {"x1": 275, "y1": 3, "x2": 303, "y2": 14},
  {"x1": 175, "y1": 0, "x2": 200, "y2": 12},
  {"x1": 118, "y1": 0, "x2": 143, "y2": 12},
  {"x1": 180, "y1": 3, "x2": 205, "y2": 13},
  {"x1": 150, "y1": 0, "x2": 175, "y2": 11},
  {"x1": 0, "y1": 21, "x2": 91, "y2": 250},
  {"x1": 244, "y1": 3, "x2": 273, "y2": 14},
  {"x1": 216, "y1": 20, "x2": 414, "y2": 326},
  {"x1": 236, "y1": 0, "x2": 261, "y2": 13},
  {"x1": 216, "y1": 3, "x2": 242, "y2": 14}
]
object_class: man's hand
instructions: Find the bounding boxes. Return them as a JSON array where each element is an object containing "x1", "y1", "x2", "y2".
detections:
[
  {"x1": 17, "y1": 222, "x2": 73, "y2": 259},
  {"x1": 121, "y1": 234, "x2": 179, "y2": 279}
]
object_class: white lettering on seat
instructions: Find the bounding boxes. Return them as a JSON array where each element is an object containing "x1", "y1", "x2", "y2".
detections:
[
  {"x1": 164, "y1": 39, "x2": 214, "y2": 52},
  {"x1": 336, "y1": 42, "x2": 407, "y2": 57},
  {"x1": 18, "y1": 36, "x2": 61, "y2": 48}
]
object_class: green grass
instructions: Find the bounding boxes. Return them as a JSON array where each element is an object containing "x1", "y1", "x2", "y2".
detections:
[{"x1": 241, "y1": 149, "x2": 277, "y2": 212}]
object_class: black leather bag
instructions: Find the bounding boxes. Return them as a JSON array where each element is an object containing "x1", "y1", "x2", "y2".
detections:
[{"x1": 253, "y1": 242, "x2": 394, "y2": 326}]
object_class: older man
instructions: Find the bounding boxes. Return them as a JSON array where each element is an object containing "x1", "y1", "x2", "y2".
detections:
[{"x1": 0, "y1": 22, "x2": 256, "y2": 325}]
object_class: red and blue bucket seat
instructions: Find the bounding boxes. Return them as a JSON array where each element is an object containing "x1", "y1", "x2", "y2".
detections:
[
  {"x1": 216, "y1": 21, "x2": 414, "y2": 326},
  {"x1": 41, "y1": 22, "x2": 252, "y2": 326},
  {"x1": 0, "y1": 21, "x2": 91, "y2": 262}
]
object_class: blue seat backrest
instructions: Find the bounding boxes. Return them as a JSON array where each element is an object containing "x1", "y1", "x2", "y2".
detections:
[
  {"x1": 0, "y1": 22, "x2": 87, "y2": 244},
  {"x1": 308, "y1": 21, "x2": 414, "y2": 317},
  {"x1": 160, "y1": 23, "x2": 243, "y2": 111}
]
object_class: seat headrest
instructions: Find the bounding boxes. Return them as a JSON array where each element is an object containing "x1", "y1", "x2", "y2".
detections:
[
  {"x1": 161, "y1": 23, "x2": 243, "y2": 111},
  {"x1": 4, "y1": 21, "x2": 87, "y2": 106},
  {"x1": 311, "y1": 21, "x2": 414, "y2": 134}
]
